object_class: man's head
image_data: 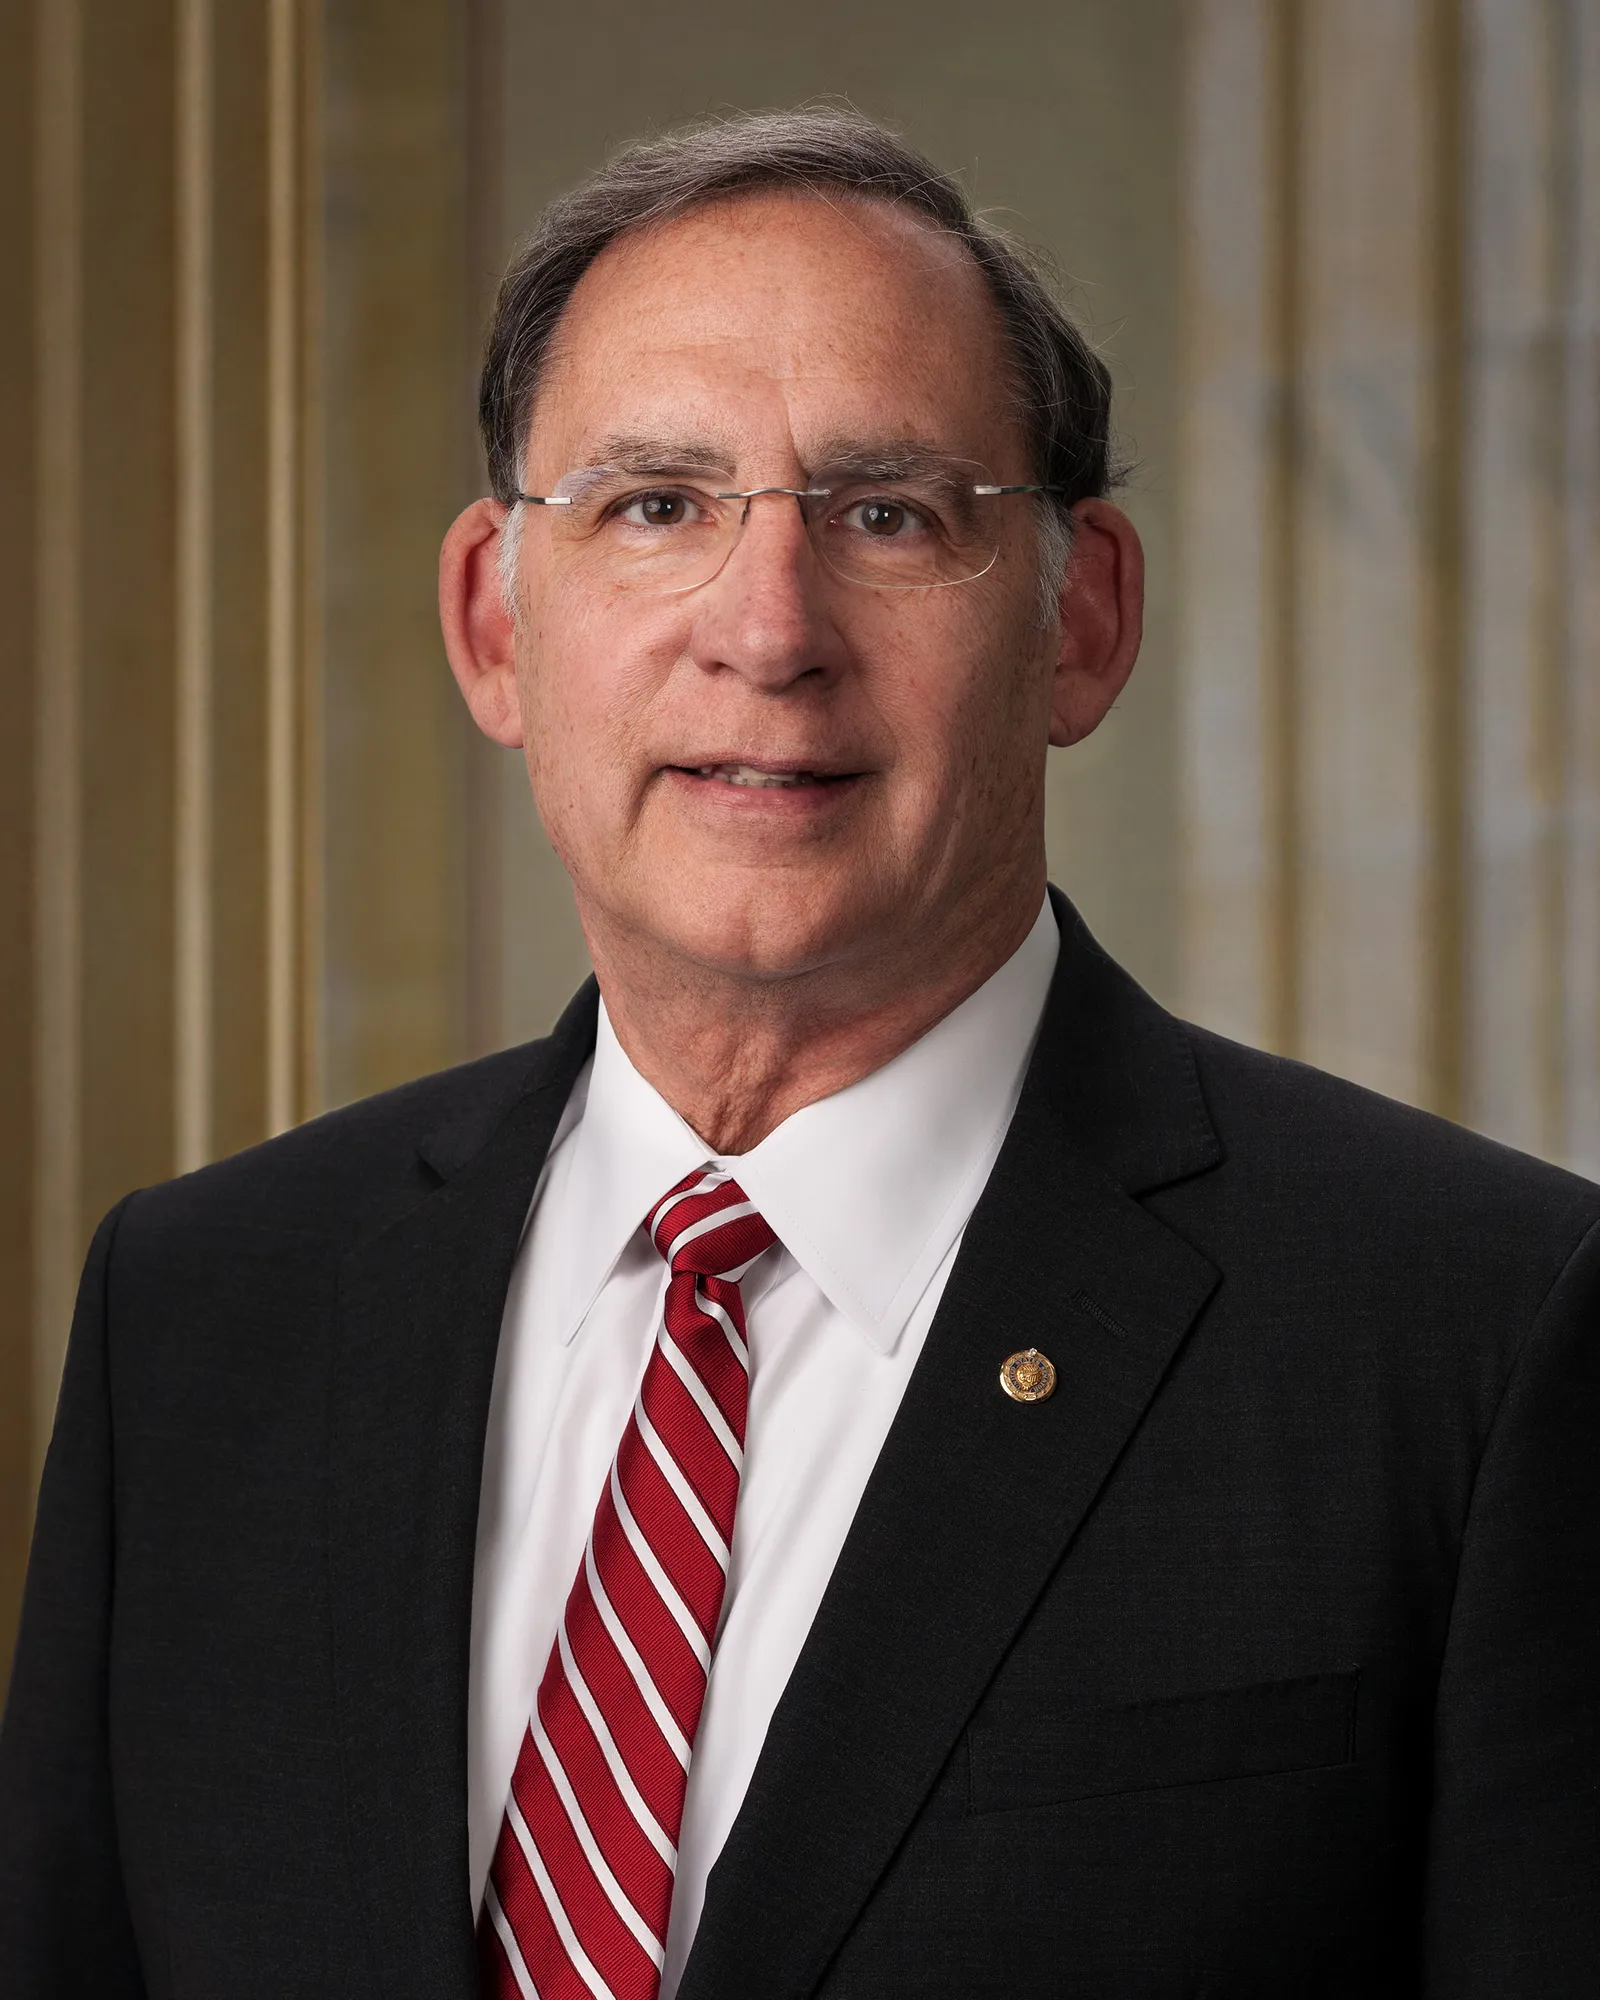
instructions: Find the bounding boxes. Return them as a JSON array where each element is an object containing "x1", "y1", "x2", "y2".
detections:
[{"x1": 442, "y1": 108, "x2": 1142, "y2": 1017}]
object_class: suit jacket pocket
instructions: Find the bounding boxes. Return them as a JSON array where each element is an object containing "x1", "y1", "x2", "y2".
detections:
[{"x1": 968, "y1": 1669, "x2": 1359, "y2": 1815}]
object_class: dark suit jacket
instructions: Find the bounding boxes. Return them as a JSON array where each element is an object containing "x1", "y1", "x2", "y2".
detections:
[{"x1": 3, "y1": 894, "x2": 1597, "y2": 1997}]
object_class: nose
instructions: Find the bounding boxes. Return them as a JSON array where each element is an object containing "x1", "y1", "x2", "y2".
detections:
[{"x1": 687, "y1": 490, "x2": 847, "y2": 693}]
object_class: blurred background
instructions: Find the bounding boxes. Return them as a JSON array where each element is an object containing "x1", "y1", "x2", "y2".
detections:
[{"x1": 2, "y1": 0, "x2": 1596, "y2": 1666}]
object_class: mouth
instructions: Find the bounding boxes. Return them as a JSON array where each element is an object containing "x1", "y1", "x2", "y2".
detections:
[{"x1": 668, "y1": 760, "x2": 864, "y2": 790}]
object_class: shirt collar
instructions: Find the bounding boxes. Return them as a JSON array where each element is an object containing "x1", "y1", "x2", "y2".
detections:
[{"x1": 551, "y1": 894, "x2": 1058, "y2": 1354}]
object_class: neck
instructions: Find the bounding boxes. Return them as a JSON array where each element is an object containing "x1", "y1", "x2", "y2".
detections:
[{"x1": 584, "y1": 882, "x2": 1046, "y2": 1155}]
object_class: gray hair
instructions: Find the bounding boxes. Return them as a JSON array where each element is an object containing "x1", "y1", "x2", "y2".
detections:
[{"x1": 482, "y1": 106, "x2": 1117, "y2": 617}]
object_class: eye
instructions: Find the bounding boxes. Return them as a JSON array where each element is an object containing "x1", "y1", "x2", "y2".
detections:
[
  {"x1": 612, "y1": 488, "x2": 704, "y2": 529},
  {"x1": 837, "y1": 495, "x2": 930, "y2": 539}
]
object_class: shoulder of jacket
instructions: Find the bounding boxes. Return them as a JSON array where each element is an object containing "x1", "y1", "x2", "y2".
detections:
[
  {"x1": 1180, "y1": 1019, "x2": 1600, "y2": 1234},
  {"x1": 112, "y1": 1039, "x2": 555, "y2": 1250}
]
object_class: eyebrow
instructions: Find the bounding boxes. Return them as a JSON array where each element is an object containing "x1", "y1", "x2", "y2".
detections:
[
  {"x1": 805, "y1": 439, "x2": 979, "y2": 483},
  {"x1": 568, "y1": 434, "x2": 980, "y2": 487},
  {"x1": 582, "y1": 434, "x2": 738, "y2": 479}
]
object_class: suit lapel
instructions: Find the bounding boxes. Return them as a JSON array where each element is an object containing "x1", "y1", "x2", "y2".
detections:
[
  {"x1": 327, "y1": 987, "x2": 598, "y2": 1999},
  {"x1": 679, "y1": 899, "x2": 1223, "y2": 2000}
]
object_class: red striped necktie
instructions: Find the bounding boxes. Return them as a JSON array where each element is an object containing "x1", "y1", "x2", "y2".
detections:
[{"x1": 479, "y1": 1168, "x2": 776, "y2": 2000}]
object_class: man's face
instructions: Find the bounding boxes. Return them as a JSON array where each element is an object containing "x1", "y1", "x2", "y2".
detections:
[{"x1": 509, "y1": 193, "x2": 1065, "y2": 988}]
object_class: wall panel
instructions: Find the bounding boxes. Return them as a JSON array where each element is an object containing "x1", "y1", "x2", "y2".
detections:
[
  {"x1": 1558, "y1": 0, "x2": 1600, "y2": 1178},
  {"x1": 3, "y1": 0, "x2": 492, "y2": 1672},
  {"x1": 1464, "y1": 0, "x2": 1565, "y2": 1153},
  {"x1": 79, "y1": 0, "x2": 180, "y2": 1227},
  {"x1": 1179, "y1": 0, "x2": 1599, "y2": 1168},
  {"x1": 0, "y1": 0, "x2": 42, "y2": 1671},
  {"x1": 209, "y1": 0, "x2": 276, "y2": 1161},
  {"x1": 319, "y1": 0, "x2": 480, "y2": 1106},
  {"x1": 1178, "y1": 0, "x2": 1282, "y2": 1051},
  {"x1": 2, "y1": 0, "x2": 323, "y2": 1670},
  {"x1": 1296, "y1": 0, "x2": 1443, "y2": 1107}
]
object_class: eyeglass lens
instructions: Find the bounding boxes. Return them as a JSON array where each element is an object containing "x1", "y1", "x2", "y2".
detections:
[{"x1": 535, "y1": 461, "x2": 1016, "y2": 593}]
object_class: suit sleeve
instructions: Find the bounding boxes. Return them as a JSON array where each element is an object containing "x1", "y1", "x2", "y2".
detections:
[
  {"x1": 1424, "y1": 1212, "x2": 1600, "y2": 1997},
  {"x1": 0, "y1": 1199, "x2": 147, "y2": 1997}
]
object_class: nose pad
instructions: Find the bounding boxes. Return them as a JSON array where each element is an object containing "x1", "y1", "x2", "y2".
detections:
[
  {"x1": 707, "y1": 488, "x2": 825, "y2": 593},
  {"x1": 659, "y1": 492, "x2": 807, "y2": 598}
]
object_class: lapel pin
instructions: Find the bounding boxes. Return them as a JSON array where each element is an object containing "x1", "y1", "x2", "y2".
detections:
[{"x1": 1000, "y1": 1347, "x2": 1057, "y2": 1404}]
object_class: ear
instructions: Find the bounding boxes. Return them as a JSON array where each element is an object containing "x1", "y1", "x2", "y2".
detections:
[
  {"x1": 439, "y1": 498, "x2": 525, "y2": 748},
  {"x1": 1048, "y1": 498, "x2": 1144, "y2": 748}
]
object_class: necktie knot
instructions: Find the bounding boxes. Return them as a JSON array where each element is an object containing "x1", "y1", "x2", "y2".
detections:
[{"x1": 647, "y1": 1169, "x2": 776, "y2": 1281}]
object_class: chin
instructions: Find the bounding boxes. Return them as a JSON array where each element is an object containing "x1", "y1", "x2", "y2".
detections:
[{"x1": 651, "y1": 877, "x2": 885, "y2": 985}]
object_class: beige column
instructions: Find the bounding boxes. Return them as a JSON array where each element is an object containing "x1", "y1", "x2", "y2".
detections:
[
  {"x1": 1559, "y1": 5, "x2": 1600, "y2": 1180},
  {"x1": 1, "y1": 0, "x2": 323, "y2": 1669},
  {"x1": 1179, "y1": 0, "x2": 1287, "y2": 1052},
  {"x1": 1463, "y1": 0, "x2": 1600, "y2": 1168},
  {"x1": 1293, "y1": 0, "x2": 1457, "y2": 1110},
  {"x1": 3, "y1": 0, "x2": 497, "y2": 1671},
  {"x1": 0, "y1": 0, "x2": 52, "y2": 1669},
  {"x1": 1178, "y1": 0, "x2": 1597, "y2": 1166},
  {"x1": 317, "y1": 0, "x2": 486, "y2": 1106}
]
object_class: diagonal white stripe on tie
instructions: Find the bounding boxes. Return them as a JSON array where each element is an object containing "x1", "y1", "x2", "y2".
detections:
[
  {"x1": 610, "y1": 1462, "x2": 712, "y2": 1669},
  {"x1": 530, "y1": 1717, "x2": 665, "y2": 1966},
  {"x1": 585, "y1": 1540, "x2": 692, "y2": 1768},
  {"x1": 506, "y1": 1793, "x2": 613, "y2": 2000},
  {"x1": 555, "y1": 1622, "x2": 677, "y2": 1867},
  {"x1": 634, "y1": 1398, "x2": 730, "y2": 1572},
  {"x1": 485, "y1": 1879, "x2": 543, "y2": 2000},
  {"x1": 657, "y1": 1331, "x2": 744, "y2": 1471}
]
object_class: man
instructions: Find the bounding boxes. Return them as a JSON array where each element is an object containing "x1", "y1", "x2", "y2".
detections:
[{"x1": 2, "y1": 106, "x2": 1596, "y2": 1999}]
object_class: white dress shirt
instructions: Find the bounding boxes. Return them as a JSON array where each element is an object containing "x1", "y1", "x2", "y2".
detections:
[{"x1": 468, "y1": 894, "x2": 1057, "y2": 1995}]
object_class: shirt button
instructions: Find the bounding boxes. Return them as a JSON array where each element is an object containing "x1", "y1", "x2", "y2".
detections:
[{"x1": 999, "y1": 1347, "x2": 1057, "y2": 1403}]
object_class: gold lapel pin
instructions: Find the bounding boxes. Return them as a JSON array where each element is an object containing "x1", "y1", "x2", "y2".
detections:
[{"x1": 999, "y1": 1347, "x2": 1057, "y2": 1403}]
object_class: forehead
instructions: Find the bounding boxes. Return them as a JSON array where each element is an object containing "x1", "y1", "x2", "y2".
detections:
[{"x1": 528, "y1": 191, "x2": 1022, "y2": 472}]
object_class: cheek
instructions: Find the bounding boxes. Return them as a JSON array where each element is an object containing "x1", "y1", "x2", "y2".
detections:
[
  {"x1": 873, "y1": 599, "x2": 1046, "y2": 799},
  {"x1": 516, "y1": 591, "x2": 682, "y2": 840}
]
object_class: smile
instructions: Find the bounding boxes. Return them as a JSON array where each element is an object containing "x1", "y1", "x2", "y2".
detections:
[
  {"x1": 693, "y1": 764, "x2": 833, "y2": 787},
  {"x1": 673, "y1": 762, "x2": 861, "y2": 789}
]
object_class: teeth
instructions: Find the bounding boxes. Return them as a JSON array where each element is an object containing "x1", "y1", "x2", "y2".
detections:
[{"x1": 696, "y1": 764, "x2": 819, "y2": 787}]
